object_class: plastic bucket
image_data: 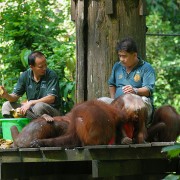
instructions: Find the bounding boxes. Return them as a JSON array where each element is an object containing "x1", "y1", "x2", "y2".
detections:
[{"x1": 0, "y1": 118, "x2": 30, "y2": 140}]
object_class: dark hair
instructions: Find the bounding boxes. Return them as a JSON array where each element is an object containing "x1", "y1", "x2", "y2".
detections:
[
  {"x1": 116, "y1": 37, "x2": 138, "y2": 53},
  {"x1": 28, "y1": 51, "x2": 46, "y2": 66}
]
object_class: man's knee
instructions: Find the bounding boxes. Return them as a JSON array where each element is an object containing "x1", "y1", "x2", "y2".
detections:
[
  {"x1": 32, "y1": 102, "x2": 60, "y2": 117},
  {"x1": 2, "y1": 101, "x2": 11, "y2": 116},
  {"x1": 2, "y1": 101, "x2": 11, "y2": 110},
  {"x1": 2, "y1": 101, "x2": 20, "y2": 117},
  {"x1": 32, "y1": 102, "x2": 46, "y2": 114}
]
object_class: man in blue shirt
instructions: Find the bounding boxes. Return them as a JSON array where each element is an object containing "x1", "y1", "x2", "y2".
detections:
[
  {"x1": 0, "y1": 51, "x2": 61, "y2": 119},
  {"x1": 108, "y1": 37, "x2": 156, "y2": 125}
]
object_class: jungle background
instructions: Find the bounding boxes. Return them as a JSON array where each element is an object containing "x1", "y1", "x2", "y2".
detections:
[{"x1": 0, "y1": 0, "x2": 179, "y2": 115}]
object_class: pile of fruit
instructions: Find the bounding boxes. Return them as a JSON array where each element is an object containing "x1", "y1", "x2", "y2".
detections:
[{"x1": 0, "y1": 138, "x2": 13, "y2": 149}]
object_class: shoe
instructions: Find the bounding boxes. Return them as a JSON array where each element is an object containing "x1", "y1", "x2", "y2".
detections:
[{"x1": 3, "y1": 114, "x2": 13, "y2": 118}]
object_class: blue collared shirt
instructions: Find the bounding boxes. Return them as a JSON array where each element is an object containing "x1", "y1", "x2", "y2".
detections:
[{"x1": 108, "y1": 58, "x2": 156, "y2": 103}]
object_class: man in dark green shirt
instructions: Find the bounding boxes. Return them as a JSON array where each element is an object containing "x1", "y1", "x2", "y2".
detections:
[{"x1": 0, "y1": 51, "x2": 61, "y2": 119}]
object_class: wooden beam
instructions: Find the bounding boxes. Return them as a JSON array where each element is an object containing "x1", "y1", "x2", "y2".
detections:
[
  {"x1": 75, "y1": 0, "x2": 87, "y2": 102},
  {"x1": 92, "y1": 160, "x2": 142, "y2": 177},
  {"x1": 105, "y1": 0, "x2": 113, "y2": 15},
  {"x1": 139, "y1": 0, "x2": 147, "y2": 16},
  {"x1": 71, "y1": 0, "x2": 76, "y2": 21},
  {"x1": 92, "y1": 159, "x2": 179, "y2": 178}
]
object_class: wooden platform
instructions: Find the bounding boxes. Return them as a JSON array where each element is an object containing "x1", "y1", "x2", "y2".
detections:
[{"x1": 0, "y1": 142, "x2": 179, "y2": 180}]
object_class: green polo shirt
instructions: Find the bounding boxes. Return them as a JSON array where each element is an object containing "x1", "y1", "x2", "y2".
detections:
[{"x1": 12, "y1": 68, "x2": 60, "y2": 108}]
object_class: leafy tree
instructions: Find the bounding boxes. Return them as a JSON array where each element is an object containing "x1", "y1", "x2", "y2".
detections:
[
  {"x1": 146, "y1": 0, "x2": 180, "y2": 112},
  {"x1": 162, "y1": 137, "x2": 180, "y2": 179},
  {"x1": 0, "y1": 0, "x2": 76, "y2": 114},
  {"x1": 0, "y1": 0, "x2": 179, "y2": 114}
]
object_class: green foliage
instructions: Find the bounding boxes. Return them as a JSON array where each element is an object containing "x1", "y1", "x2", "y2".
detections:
[
  {"x1": 163, "y1": 174, "x2": 180, "y2": 180},
  {"x1": 0, "y1": 0, "x2": 179, "y2": 114},
  {"x1": 162, "y1": 143, "x2": 180, "y2": 158},
  {"x1": 20, "y1": 49, "x2": 31, "y2": 68},
  {"x1": 161, "y1": 136, "x2": 180, "y2": 179},
  {"x1": 146, "y1": 1, "x2": 180, "y2": 112},
  {"x1": 0, "y1": 0, "x2": 76, "y2": 114},
  {"x1": 146, "y1": 0, "x2": 180, "y2": 30}
]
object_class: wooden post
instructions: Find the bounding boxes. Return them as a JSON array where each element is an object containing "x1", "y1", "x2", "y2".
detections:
[
  {"x1": 75, "y1": 0, "x2": 88, "y2": 103},
  {"x1": 70, "y1": 0, "x2": 76, "y2": 21},
  {"x1": 105, "y1": 0, "x2": 113, "y2": 15}
]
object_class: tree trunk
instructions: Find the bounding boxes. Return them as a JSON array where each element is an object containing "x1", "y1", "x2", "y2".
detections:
[{"x1": 74, "y1": 0, "x2": 147, "y2": 103}]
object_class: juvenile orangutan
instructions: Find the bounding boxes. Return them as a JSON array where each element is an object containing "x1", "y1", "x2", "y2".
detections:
[
  {"x1": 111, "y1": 94, "x2": 148, "y2": 144},
  {"x1": 147, "y1": 105, "x2": 180, "y2": 142},
  {"x1": 11, "y1": 113, "x2": 71, "y2": 148}
]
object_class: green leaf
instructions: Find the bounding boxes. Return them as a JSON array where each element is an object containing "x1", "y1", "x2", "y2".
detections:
[
  {"x1": 163, "y1": 174, "x2": 180, "y2": 180},
  {"x1": 20, "y1": 49, "x2": 31, "y2": 68},
  {"x1": 162, "y1": 143, "x2": 180, "y2": 158}
]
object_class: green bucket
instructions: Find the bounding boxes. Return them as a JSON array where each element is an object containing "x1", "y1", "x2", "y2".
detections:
[{"x1": 0, "y1": 118, "x2": 30, "y2": 140}]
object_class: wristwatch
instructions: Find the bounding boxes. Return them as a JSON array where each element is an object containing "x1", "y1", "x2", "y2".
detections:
[{"x1": 133, "y1": 88, "x2": 138, "y2": 95}]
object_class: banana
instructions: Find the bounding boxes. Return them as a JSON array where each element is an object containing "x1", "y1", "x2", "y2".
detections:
[{"x1": 0, "y1": 87, "x2": 4, "y2": 96}]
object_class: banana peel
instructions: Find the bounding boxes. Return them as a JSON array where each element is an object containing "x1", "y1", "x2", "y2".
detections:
[
  {"x1": 0, "y1": 139, "x2": 13, "y2": 149},
  {"x1": 10, "y1": 108, "x2": 25, "y2": 118},
  {"x1": 0, "y1": 87, "x2": 4, "y2": 96}
]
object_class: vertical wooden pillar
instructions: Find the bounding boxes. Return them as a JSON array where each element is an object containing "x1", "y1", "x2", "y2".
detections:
[
  {"x1": 74, "y1": 0, "x2": 147, "y2": 102},
  {"x1": 75, "y1": 0, "x2": 88, "y2": 103}
]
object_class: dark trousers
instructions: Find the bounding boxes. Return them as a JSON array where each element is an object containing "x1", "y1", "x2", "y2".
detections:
[{"x1": 2, "y1": 101, "x2": 61, "y2": 120}]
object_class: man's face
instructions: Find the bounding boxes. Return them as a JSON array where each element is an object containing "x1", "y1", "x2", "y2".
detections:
[
  {"x1": 30, "y1": 57, "x2": 47, "y2": 76},
  {"x1": 118, "y1": 51, "x2": 137, "y2": 68}
]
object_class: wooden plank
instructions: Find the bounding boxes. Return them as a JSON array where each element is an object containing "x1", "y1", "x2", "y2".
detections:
[
  {"x1": 130, "y1": 143, "x2": 151, "y2": 148},
  {"x1": 0, "y1": 148, "x2": 20, "y2": 163},
  {"x1": 92, "y1": 158, "x2": 179, "y2": 178},
  {"x1": 141, "y1": 158, "x2": 179, "y2": 174},
  {"x1": 0, "y1": 143, "x2": 175, "y2": 163},
  {"x1": 19, "y1": 148, "x2": 42, "y2": 162},
  {"x1": 105, "y1": 0, "x2": 113, "y2": 15},
  {"x1": 41, "y1": 148, "x2": 68, "y2": 162},
  {"x1": 151, "y1": 142, "x2": 175, "y2": 147},
  {"x1": 92, "y1": 160, "x2": 142, "y2": 177},
  {"x1": 84, "y1": 144, "x2": 130, "y2": 149},
  {"x1": 0, "y1": 161, "x2": 92, "y2": 179},
  {"x1": 65, "y1": 148, "x2": 85, "y2": 161},
  {"x1": 0, "y1": 144, "x2": 179, "y2": 179},
  {"x1": 139, "y1": 0, "x2": 147, "y2": 16},
  {"x1": 82, "y1": 144, "x2": 169, "y2": 160},
  {"x1": 40, "y1": 148, "x2": 86, "y2": 162},
  {"x1": 71, "y1": 0, "x2": 76, "y2": 21},
  {"x1": 40, "y1": 147, "x2": 65, "y2": 162},
  {"x1": 75, "y1": 0, "x2": 87, "y2": 102}
]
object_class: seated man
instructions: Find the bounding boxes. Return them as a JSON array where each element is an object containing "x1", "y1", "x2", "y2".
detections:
[
  {"x1": 101, "y1": 37, "x2": 156, "y2": 127},
  {"x1": 0, "y1": 51, "x2": 61, "y2": 119}
]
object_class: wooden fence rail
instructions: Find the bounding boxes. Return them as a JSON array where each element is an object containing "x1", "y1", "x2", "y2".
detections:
[{"x1": 0, "y1": 142, "x2": 179, "y2": 180}]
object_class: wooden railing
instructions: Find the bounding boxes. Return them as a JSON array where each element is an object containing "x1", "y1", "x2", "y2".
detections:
[{"x1": 0, "y1": 142, "x2": 179, "y2": 179}]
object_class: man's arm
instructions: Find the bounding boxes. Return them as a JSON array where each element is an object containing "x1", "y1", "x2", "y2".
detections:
[
  {"x1": 134, "y1": 87, "x2": 150, "y2": 97},
  {"x1": 109, "y1": 86, "x2": 116, "y2": 99},
  {"x1": 0, "y1": 86, "x2": 19, "y2": 102},
  {"x1": 122, "y1": 85, "x2": 150, "y2": 97},
  {"x1": 28, "y1": 95, "x2": 55, "y2": 106},
  {"x1": 20, "y1": 95, "x2": 56, "y2": 115}
]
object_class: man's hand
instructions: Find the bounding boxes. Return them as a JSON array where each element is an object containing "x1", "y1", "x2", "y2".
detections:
[
  {"x1": 0, "y1": 86, "x2": 7, "y2": 98},
  {"x1": 0, "y1": 86, "x2": 4, "y2": 96},
  {"x1": 20, "y1": 101, "x2": 33, "y2": 115},
  {"x1": 41, "y1": 114, "x2": 54, "y2": 122},
  {"x1": 0, "y1": 86, "x2": 19, "y2": 102},
  {"x1": 122, "y1": 85, "x2": 136, "y2": 94}
]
